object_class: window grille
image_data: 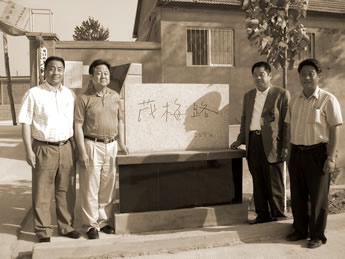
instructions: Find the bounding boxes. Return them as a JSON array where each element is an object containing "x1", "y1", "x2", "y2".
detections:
[{"x1": 187, "y1": 27, "x2": 234, "y2": 66}]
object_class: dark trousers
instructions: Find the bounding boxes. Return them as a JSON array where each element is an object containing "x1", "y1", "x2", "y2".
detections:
[
  {"x1": 32, "y1": 140, "x2": 76, "y2": 239},
  {"x1": 247, "y1": 133, "x2": 285, "y2": 219},
  {"x1": 288, "y1": 144, "x2": 330, "y2": 242}
]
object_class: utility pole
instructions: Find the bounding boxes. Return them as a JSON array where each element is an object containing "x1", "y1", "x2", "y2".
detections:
[{"x1": 2, "y1": 33, "x2": 17, "y2": 125}]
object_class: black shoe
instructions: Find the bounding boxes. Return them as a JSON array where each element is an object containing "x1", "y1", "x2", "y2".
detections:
[
  {"x1": 62, "y1": 230, "x2": 81, "y2": 239},
  {"x1": 249, "y1": 217, "x2": 277, "y2": 225},
  {"x1": 286, "y1": 232, "x2": 308, "y2": 242},
  {"x1": 38, "y1": 237, "x2": 51, "y2": 243},
  {"x1": 272, "y1": 214, "x2": 288, "y2": 219},
  {"x1": 100, "y1": 225, "x2": 115, "y2": 234},
  {"x1": 87, "y1": 228, "x2": 99, "y2": 239},
  {"x1": 307, "y1": 239, "x2": 323, "y2": 248}
]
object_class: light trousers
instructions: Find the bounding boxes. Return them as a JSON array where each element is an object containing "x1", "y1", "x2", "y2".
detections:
[{"x1": 79, "y1": 139, "x2": 118, "y2": 230}]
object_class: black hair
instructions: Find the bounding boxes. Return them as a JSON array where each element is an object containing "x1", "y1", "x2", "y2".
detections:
[
  {"x1": 44, "y1": 56, "x2": 65, "y2": 69},
  {"x1": 251, "y1": 61, "x2": 271, "y2": 74},
  {"x1": 89, "y1": 59, "x2": 111, "y2": 75},
  {"x1": 297, "y1": 58, "x2": 322, "y2": 74}
]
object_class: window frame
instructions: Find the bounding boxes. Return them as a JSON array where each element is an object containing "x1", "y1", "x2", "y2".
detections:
[{"x1": 186, "y1": 27, "x2": 235, "y2": 67}]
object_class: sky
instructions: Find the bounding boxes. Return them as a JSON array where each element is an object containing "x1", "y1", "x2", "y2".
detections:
[{"x1": 0, "y1": 0, "x2": 138, "y2": 76}]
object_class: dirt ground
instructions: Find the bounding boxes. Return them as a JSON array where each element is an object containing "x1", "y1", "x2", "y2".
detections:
[
  {"x1": 329, "y1": 189, "x2": 345, "y2": 214},
  {"x1": 284, "y1": 189, "x2": 345, "y2": 215},
  {"x1": 248, "y1": 188, "x2": 345, "y2": 218}
]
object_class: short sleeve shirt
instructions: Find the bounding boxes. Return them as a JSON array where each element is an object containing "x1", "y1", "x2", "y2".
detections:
[
  {"x1": 18, "y1": 82, "x2": 75, "y2": 142},
  {"x1": 286, "y1": 86, "x2": 343, "y2": 145},
  {"x1": 74, "y1": 85, "x2": 123, "y2": 139}
]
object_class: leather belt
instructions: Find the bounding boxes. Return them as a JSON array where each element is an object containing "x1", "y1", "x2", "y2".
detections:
[
  {"x1": 85, "y1": 135, "x2": 118, "y2": 144},
  {"x1": 34, "y1": 138, "x2": 70, "y2": 146},
  {"x1": 250, "y1": 130, "x2": 261, "y2": 136},
  {"x1": 294, "y1": 143, "x2": 326, "y2": 151}
]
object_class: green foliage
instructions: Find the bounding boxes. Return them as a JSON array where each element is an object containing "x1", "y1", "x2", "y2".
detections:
[
  {"x1": 73, "y1": 17, "x2": 110, "y2": 41},
  {"x1": 243, "y1": 0, "x2": 310, "y2": 69}
]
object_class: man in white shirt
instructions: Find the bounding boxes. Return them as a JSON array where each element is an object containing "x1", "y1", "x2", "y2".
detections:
[
  {"x1": 286, "y1": 59, "x2": 343, "y2": 248},
  {"x1": 231, "y1": 61, "x2": 290, "y2": 224},
  {"x1": 19, "y1": 56, "x2": 80, "y2": 242}
]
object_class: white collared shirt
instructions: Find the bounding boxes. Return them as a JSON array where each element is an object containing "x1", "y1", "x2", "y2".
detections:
[
  {"x1": 19, "y1": 82, "x2": 76, "y2": 142},
  {"x1": 286, "y1": 86, "x2": 343, "y2": 145},
  {"x1": 250, "y1": 87, "x2": 270, "y2": 131}
]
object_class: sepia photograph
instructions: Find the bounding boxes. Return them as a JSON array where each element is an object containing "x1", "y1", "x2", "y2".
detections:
[{"x1": 0, "y1": 0, "x2": 344, "y2": 258}]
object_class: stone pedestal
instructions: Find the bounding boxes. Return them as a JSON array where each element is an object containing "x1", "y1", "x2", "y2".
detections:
[{"x1": 114, "y1": 149, "x2": 246, "y2": 233}]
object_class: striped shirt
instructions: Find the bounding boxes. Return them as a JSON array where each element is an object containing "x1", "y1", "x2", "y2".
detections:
[
  {"x1": 18, "y1": 82, "x2": 76, "y2": 142},
  {"x1": 286, "y1": 86, "x2": 343, "y2": 145}
]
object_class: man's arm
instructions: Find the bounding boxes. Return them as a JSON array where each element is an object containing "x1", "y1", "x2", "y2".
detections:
[
  {"x1": 118, "y1": 119, "x2": 128, "y2": 154},
  {"x1": 323, "y1": 125, "x2": 340, "y2": 173},
  {"x1": 231, "y1": 94, "x2": 247, "y2": 149},
  {"x1": 74, "y1": 122, "x2": 89, "y2": 168},
  {"x1": 22, "y1": 123, "x2": 35, "y2": 168}
]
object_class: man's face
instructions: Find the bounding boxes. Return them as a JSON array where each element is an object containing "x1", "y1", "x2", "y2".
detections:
[
  {"x1": 44, "y1": 60, "x2": 64, "y2": 87},
  {"x1": 299, "y1": 65, "x2": 320, "y2": 92},
  {"x1": 91, "y1": 64, "x2": 110, "y2": 89},
  {"x1": 252, "y1": 66, "x2": 271, "y2": 91}
]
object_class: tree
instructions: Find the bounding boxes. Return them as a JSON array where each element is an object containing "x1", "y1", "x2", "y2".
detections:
[
  {"x1": 73, "y1": 17, "x2": 110, "y2": 41},
  {"x1": 243, "y1": 0, "x2": 310, "y2": 88}
]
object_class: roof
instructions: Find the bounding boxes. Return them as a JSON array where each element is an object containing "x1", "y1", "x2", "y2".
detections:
[
  {"x1": 157, "y1": 0, "x2": 240, "y2": 7},
  {"x1": 157, "y1": 0, "x2": 345, "y2": 14},
  {"x1": 308, "y1": 0, "x2": 345, "y2": 14},
  {"x1": 133, "y1": 0, "x2": 345, "y2": 38}
]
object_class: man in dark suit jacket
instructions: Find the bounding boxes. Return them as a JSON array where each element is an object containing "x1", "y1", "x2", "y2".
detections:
[{"x1": 231, "y1": 61, "x2": 290, "y2": 224}]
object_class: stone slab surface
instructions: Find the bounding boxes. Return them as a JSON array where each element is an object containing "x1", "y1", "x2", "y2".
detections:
[{"x1": 124, "y1": 83, "x2": 230, "y2": 153}]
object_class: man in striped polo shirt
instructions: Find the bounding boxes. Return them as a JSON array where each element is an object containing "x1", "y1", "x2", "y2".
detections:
[{"x1": 286, "y1": 59, "x2": 343, "y2": 248}]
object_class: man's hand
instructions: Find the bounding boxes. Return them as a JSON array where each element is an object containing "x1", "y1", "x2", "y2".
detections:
[
  {"x1": 230, "y1": 140, "x2": 241, "y2": 150},
  {"x1": 281, "y1": 147, "x2": 289, "y2": 161},
  {"x1": 118, "y1": 143, "x2": 129, "y2": 155},
  {"x1": 78, "y1": 152, "x2": 89, "y2": 168},
  {"x1": 323, "y1": 158, "x2": 336, "y2": 174},
  {"x1": 26, "y1": 149, "x2": 36, "y2": 168}
]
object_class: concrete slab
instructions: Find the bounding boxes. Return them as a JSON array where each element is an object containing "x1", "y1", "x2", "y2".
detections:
[
  {"x1": 114, "y1": 203, "x2": 248, "y2": 234},
  {"x1": 31, "y1": 213, "x2": 345, "y2": 259},
  {"x1": 31, "y1": 220, "x2": 289, "y2": 259}
]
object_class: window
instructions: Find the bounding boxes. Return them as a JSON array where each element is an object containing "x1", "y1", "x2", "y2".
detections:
[
  {"x1": 295, "y1": 32, "x2": 315, "y2": 65},
  {"x1": 186, "y1": 27, "x2": 234, "y2": 66}
]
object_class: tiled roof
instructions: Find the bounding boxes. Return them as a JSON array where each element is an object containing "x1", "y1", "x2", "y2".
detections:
[
  {"x1": 308, "y1": 0, "x2": 345, "y2": 14},
  {"x1": 158, "y1": 0, "x2": 345, "y2": 14},
  {"x1": 158, "y1": 0, "x2": 239, "y2": 5}
]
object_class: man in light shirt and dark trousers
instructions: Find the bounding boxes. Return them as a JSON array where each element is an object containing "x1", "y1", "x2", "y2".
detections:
[
  {"x1": 231, "y1": 61, "x2": 290, "y2": 224},
  {"x1": 19, "y1": 56, "x2": 80, "y2": 242},
  {"x1": 286, "y1": 59, "x2": 343, "y2": 248}
]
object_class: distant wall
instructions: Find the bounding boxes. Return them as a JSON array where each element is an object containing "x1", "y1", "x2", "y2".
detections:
[
  {"x1": 54, "y1": 41, "x2": 162, "y2": 96},
  {"x1": 26, "y1": 34, "x2": 163, "y2": 95},
  {"x1": 0, "y1": 77, "x2": 30, "y2": 121},
  {"x1": 0, "y1": 77, "x2": 30, "y2": 105}
]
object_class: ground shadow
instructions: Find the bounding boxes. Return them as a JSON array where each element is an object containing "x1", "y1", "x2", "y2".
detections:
[
  {"x1": 0, "y1": 124, "x2": 25, "y2": 161},
  {"x1": 17, "y1": 184, "x2": 85, "y2": 243},
  {"x1": 0, "y1": 180, "x2": 31, "y2": 236}
]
